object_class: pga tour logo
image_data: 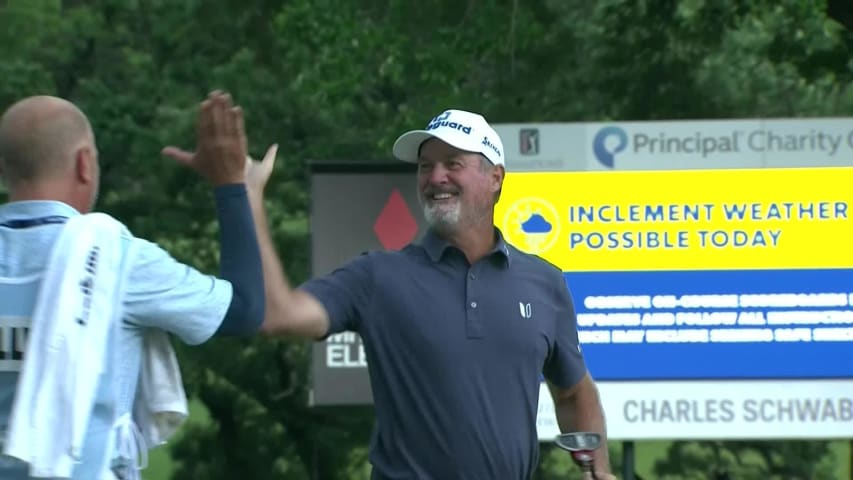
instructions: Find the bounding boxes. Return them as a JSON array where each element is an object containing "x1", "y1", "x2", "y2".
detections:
[{"x1": 519, "y1": 129, "x2": 539, "y2": 155}]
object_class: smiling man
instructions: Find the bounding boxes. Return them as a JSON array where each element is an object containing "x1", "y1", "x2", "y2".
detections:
[{"x1": 248, "y1": 108, "x2": 614, "y2": 480}]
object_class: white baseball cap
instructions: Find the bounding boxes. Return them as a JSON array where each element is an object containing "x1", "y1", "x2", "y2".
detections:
[{"x1": 392, "y1": 109, "x2": 505, "y2": 166}]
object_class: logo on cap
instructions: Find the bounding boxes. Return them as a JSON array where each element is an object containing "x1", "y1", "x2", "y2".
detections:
[
  {"x1": 426, "y1": 110, "x2": 472, "y2": 135},
  {"x1": 482, "y1": 136, "x2": 502, "y2": 158}
]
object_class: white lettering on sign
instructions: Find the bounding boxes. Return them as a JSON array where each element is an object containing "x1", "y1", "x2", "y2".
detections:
[
  {"x1": 326, "y1": 343, "x2": 367, "y2": 368},
  {"x1": 324, "y1": 332, "x2": 368, "y2": 368},
  {"x1": 576, "y1": 290, "x2": 853, "y2": 346},
  {"x1": 326, "y1": 331, "x2": 358, "y2": 344}
]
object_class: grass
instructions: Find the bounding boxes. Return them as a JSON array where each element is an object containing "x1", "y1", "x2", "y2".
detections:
[
  {"x1": 830, "y1": 441, "x2": 851, "y2": 480},
  {"x1": 142, "y1": 441, "x2": 174, "y2": 480},
  {"x1": 142, "y1": 398, "x2": 210, "y2": 480},
  {"x1": 634, "y1": 441, "x2": 668, "y2": 476}
]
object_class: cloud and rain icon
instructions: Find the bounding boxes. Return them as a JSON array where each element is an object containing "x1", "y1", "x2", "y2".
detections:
[{"x1": 520, "y1": 212, "x2": 553, "y2": 250}]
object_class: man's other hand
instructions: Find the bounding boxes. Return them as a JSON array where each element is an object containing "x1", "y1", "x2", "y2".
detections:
[{"x1": 245, "y1": 143, "x2": 278, "y2": 197}]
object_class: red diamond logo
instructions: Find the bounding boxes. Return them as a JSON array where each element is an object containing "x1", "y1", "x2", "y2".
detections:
[{"x1": 373, "y1": 189, "x2": 418, "y2": 250}]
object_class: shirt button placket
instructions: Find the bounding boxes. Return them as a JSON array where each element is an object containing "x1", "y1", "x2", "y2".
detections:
[
  {"x1": 467, "y1": 267, "x2": 477, "y2": 309},
  {"x1": 465, "y1": 267, "x2": 484, "y2": 338}
]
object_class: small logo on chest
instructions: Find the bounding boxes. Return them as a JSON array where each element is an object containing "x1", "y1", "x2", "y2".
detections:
[{"x1": 518, "y1": 302, "x2": 532, "y2": 319}]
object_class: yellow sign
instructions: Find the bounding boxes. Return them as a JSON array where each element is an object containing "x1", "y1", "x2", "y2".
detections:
[{"x1": 495, "y1": 167, "x2": 853, "y2": 271}]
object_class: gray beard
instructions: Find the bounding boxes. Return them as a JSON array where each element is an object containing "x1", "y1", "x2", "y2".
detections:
[{"x1": 423, "y1": 203, "x2": 460, "y2": 229}]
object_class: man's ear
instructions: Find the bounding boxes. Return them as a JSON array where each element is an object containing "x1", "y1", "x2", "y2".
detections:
[
  {"x1": 491, "y1": 165, "x2": 505, "y2": 193},
  {"x1": 75, "y1": 146, "x2": 95, "y2": 184}
]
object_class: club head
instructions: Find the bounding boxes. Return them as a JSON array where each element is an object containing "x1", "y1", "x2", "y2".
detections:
[
  {"x1": 554, "y1": 431, "x2": 601, "y2": 452},
  {"x1": 556, "y1": 432, "x2": 601, "y2": 471}
]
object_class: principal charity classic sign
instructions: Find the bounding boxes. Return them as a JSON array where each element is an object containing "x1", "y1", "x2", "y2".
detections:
[{"x1": 495, "y1": 166, "x2": 853, "y2": 440}]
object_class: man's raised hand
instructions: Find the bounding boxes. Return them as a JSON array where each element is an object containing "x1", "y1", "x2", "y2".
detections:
[{"x1": 163, "y1": 90, "x2": 248, "y2": 186}]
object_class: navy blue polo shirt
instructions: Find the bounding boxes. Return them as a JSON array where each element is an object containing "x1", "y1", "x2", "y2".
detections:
[{"x1": 301, "y1": 228, "x2": 587, "y2": 480}]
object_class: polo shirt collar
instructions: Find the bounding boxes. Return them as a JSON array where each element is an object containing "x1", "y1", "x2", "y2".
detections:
[
  {"x1": 419, "y1": 227, "x2": 511, "y2": 267},
  {"x1": 0, "y1": 200, "x2": 80, "y2": 222}
]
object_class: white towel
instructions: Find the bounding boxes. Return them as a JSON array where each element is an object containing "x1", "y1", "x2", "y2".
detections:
[
  {"x1": 104, "y1": 328, "x2": 189, "y2": 480},
  {"x1": 3, "y1": 212, "x2": 190, "y2": 479},
  {"x1": 100, "y1": 329, "x2": 189, "y2": 480},
  {"x1": 101, "y1": 330, "x2": 190, "y2": 480},
  {"x1": 4, "y1": 212, "x2": 126, "y2": 478},
  {"x1": 133, "y1": 329, "x2": 188, "y2": 449}
]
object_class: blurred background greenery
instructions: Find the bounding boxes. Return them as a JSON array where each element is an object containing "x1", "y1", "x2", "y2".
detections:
[{"x1": 1, "y1": 0, "x2": 852, "y2": 478}]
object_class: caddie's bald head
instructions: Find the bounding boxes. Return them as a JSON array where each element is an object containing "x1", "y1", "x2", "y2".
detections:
[{"x1": 0, "y1": 95, "x2": 95, "y2": 189}]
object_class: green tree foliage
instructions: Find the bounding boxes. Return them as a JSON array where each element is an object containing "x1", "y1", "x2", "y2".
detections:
[
  {"x1": 1, "y1": 0, "x2": 851, "y2": 478},
  {"x1": 653, "y1": 440, "x2": 841, "y2": 479}
]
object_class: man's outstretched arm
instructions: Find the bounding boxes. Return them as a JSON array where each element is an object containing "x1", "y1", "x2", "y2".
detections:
[
  {"x1": 243, "y1": 144, "x2": 331, "y2": 339},
  {"x1": 162, "y1": 91, "x2": 265, "y2": 336}
]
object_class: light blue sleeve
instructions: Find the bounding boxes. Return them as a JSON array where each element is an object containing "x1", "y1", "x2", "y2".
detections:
[{"x1": 122, "y1": 237, "x2": 233, "y2": 345}]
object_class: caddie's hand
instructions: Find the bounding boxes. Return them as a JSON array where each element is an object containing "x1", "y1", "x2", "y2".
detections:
[
  {"x1": 162, "y1": 90, "x2": 247, "y2": 186},
  {"x1": 245, "y1": 143, "x2": 278, "y2": 197}
]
